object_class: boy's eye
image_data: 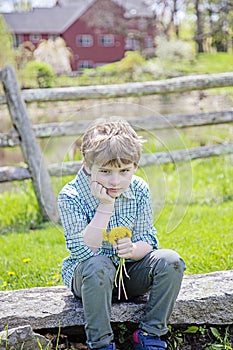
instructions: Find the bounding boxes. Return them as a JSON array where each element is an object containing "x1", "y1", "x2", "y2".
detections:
[{"x1": 121, "y1": 169, "x2": 130, "y2": 173}]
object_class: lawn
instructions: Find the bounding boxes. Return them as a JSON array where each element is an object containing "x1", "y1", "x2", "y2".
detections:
[{"x1": 55, "y1": 52, "x2": 233, "y2": 87}]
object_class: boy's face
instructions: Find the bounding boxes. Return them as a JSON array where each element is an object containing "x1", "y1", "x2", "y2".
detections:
[{"x1": 90, "y1": 162, "x2": 137, "y2": 198}]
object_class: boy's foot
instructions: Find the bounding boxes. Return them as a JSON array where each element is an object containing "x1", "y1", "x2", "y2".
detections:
[
  {"x1": 87, "y1": 343, "x2": 116, "y2": 350},
  {"x1": 133, "y1": 329, "x2": 167, "y2": 350}
]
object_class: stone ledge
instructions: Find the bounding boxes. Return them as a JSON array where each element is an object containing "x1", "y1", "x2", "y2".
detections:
[{"x1": 0, "y1": 270, "x2": 232, "y2": 332}]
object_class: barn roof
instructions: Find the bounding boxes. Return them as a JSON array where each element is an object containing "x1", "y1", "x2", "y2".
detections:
[{"x1": 2, "y1": 0, "x2": 153, "y2": 34}]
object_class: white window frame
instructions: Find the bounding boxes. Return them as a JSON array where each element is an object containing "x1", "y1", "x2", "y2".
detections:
[
  {"x1": 98, "y1": 34, "x2": 114, "y2": 47},
  {"x1": 78, "y1": 60, "x2": 93, "y2": 69},
  {"x1": 125, "y1": 37, "x2": 140, "y2": 51},
  {"x1": 29, "y1": 34, "x2": 42, "y2": 43},
  {"x1": 76, "y1": 35, "x2": 93, "y2": 47}
]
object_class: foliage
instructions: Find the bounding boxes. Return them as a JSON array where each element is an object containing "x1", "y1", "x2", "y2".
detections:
[
  {"x1": 89, "y1": 50, "x2": 146, "y2": 81},
  {"x1": 34, "y1": 38, "x2": 72, "y2": 75},
  {"x1": 156, "y1": 36, "x2": 195, "y2": 63},
  {"x1": 54, "y1": 52, "x2": 233, "y2": 87},
  {"x1": 165, "y1": 325, "x2": 233, "y2": 350},
  {"x1": 0, "y1": 14, "x2": 15, "y2": 69},
  {"x1": 15, "y1": 41, "x2": 35, "y2": 69},
  {"x1": 117, "y1": 51, "x2": 146, "y2": 80},
  {"x1": 0, "y1": 181, "x2": 43, "y2": 233},
  {"x1": 21, "y1": 60, "x2": 56, "y2": 88},
  {"x1": 144, "y1": 51, "x2": 233, "y2": 80},
  {"x1": 187, "y1": 0, "x2": 233, "y2": 53}
]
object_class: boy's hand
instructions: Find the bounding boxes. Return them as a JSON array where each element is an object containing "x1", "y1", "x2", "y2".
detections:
[
  {"x1": 90, "y1": 181, "x2": 115, "y2": 204},
  {"x1": 116, "y1": 237, "x2": 134, "y2": 259}
]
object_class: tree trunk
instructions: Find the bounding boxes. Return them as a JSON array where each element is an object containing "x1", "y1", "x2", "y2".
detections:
[
  {"x1": 195, "y1": 0, "x2": 204, "y2": 52},
  {"x1": 1, "y1": 65, "x2": 59, "y2": 223}
]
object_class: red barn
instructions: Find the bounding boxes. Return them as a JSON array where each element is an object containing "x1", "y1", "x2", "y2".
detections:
[{"x1": 2, "y1": 0, "x2": 156, "y2": 71}]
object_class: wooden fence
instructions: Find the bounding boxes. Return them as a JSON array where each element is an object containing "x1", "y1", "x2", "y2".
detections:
[{"x1": 1, "y1": 65, "x2": 233, "y2": 223}]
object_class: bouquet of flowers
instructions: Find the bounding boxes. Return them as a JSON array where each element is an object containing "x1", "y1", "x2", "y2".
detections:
[{"x1": 103, "y1": 226, "x2": 132, "y2": 300}]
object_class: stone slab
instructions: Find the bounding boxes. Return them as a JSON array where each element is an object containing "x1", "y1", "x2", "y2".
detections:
[{"x1": 0, "y1": 270, "x2": 232, "y2": 332}]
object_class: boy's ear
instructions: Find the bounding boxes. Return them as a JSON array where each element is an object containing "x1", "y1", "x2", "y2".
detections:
[{"x1": 83, "y1": 160, "x2": 91, "y2": 173}]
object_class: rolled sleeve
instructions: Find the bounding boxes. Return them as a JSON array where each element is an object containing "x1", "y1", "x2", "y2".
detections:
[{"x1": 58, "y1": 193, "x2": 95, "y2": 262}]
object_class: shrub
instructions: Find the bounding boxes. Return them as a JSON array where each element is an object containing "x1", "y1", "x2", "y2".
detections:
[
  {"x1": 156, "y1": 36, "x2": 195, "y2": 63},
  {"x1": 118, "y1": 51, "x2": 146, "y2": 80},
  {"x1": 21, "y1": 61, "x2": 56, "y2": 88}
]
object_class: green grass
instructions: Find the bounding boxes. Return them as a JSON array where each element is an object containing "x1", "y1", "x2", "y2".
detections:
[
  {"x1": 54, "y1": 53, "x2": 233, "y2": 88},
  {"x1": 0, "y1": 223, "x2": 66, "y2": 290},
  {"x1": 186, "y1": 52, "x2": 233, "y2": 74}
]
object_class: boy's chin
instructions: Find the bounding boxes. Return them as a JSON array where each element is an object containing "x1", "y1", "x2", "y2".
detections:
[{"x1": 107, "y1": 191, "x2": 120, "y2": 198}]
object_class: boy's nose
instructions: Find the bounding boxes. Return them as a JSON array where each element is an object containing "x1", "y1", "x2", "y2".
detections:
[{"x1": 109, "y1": 174, "x2": 120, "y2": 186}]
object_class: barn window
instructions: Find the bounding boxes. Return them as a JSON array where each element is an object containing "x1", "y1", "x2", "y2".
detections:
[
  {"x1": 76, "y1": 35, "x2": 93, "y2": 47},
  {"x1": 98, "y1": 34, "x2": 114, "y2": 47},
  {"x1": 29, "y1": 34, "x2": 42, "y2": 43},
  {"x1": 78, "y1": 60, "x2": 93, "y2": 69}
]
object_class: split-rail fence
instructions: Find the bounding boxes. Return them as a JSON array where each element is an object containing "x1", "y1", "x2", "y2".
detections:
[{"x1": 1, "y1": 65, "x2": 233, "y2": 223}]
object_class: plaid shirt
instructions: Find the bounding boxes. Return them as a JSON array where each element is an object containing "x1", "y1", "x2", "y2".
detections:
[{"x1": 58, "y1": 167, "x2": 158, "y2": 289}]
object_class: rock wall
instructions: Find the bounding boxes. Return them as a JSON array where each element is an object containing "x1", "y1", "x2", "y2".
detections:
[{"x1": 0, "y1": 270, "x2": 232, "y2": 333}]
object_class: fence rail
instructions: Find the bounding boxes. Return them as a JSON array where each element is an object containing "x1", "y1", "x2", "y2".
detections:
[
  {"x1": 1, "y1": 72, "x2": 233, "y2": 104},
  {"x1": 1, "y1": 110, "x2": 233, "y2": 147},
  {"x1": 1, "y1": 143, "x2": 233, "y2": 183},
  {"x1": 1, "y1": 65, "x2": 233, "y2": 222}
]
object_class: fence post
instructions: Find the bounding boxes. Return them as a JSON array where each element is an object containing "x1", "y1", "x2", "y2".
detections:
[{"x1": 1, "y1": 65, "x2": 59, "y2": 223}]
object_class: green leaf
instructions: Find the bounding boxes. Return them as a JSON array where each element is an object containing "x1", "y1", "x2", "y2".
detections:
[
  {"x1": 210, "y1": 327, "x2": 222, "y2": 341},
  {"x1": 184, "y1": 326, "x2": 199, "y2": 334}
]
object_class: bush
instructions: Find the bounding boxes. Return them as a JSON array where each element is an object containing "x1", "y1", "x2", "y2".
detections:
[
  {"x1": 156, "y1": 36, "x2": 195, "y2": 63},
  {"x1": 21, "y1": 61, "x2": 56, "y2": 88},
  {"x1": 118, "y1": 51, "x2": 146, "y2": 80}
]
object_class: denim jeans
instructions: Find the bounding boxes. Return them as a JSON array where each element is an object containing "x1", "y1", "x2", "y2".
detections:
[{"x1": 72, "y1": 249, "x2": 186, "y2": 349}]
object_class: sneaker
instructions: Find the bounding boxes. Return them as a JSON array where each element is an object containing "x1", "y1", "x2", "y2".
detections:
[
  {"x1": 87, "y1": 343, "x2": 116, "y2": 350},
  {"x1": 133, "y1": 329, "x2": 167, "y2": 350}
]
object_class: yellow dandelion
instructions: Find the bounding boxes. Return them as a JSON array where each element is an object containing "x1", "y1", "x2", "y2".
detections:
[
  {"x1": 102, "y1": 229, "x2": 108, "y2": 242},
  {"x1": 22, "y1": 258, "x2": 31, "y2": 263},
  {"x1": 52, "y1": 273, "x2": 59, "y2": 279},
  {"x1": 47, "y1": 281, "x2": 54, "y2": 286},
  {"x1": 108, "y1": 227, "x2": 132, "y2": 245},
  {"x1": 103, "y1": 226, "x2": 132, "y2": 300},
  {"x1": 7, "y1": 271, "x2": 15, "y2": 276}
]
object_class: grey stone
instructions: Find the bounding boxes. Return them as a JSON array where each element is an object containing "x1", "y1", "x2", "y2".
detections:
[
  {"x1": 0, "y1": 270, "x2": 232, "y2": 333},
  {"x1": 0, "y1": 325, "x2": 51, "y2": 350}
]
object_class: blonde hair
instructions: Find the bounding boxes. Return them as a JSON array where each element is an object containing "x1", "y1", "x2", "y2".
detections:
[{"x1": 81, "y1": 118, "x2": 144, "y2": 167}]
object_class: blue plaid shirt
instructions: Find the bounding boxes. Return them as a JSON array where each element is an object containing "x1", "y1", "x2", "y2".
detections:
[{"x1": 58, "y1": 167, "x2": 158, "y2": 289}]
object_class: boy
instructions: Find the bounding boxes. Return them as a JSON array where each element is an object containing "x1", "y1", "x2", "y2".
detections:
[{"x1": 58, "y1": 118, "x2": 185, "y2": 350}]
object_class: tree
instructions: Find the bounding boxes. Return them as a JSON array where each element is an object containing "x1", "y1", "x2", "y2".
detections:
[
  {"x1": 187, "y1": 0, "x2": 233, "y2": 53},
  {"x1": 195, "y1": 0, "x2": 204, "y2": 52},
  {"x1": 0, "y1": 14, "x2": 15, "y2": 70},
  {"x1": 150, "y1": 0, "x2": 185, "y2": 39},
  {"x1": 206, "y1": 0, "x2": 233, "y2": 52},
  {"x1": 15, "y1": 41, "x2": 35, "y2": 69}
]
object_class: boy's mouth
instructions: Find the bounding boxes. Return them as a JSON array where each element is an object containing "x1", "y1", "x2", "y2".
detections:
[{"x1": 108, "y1": 188, "x2": 120, "y2": 192}]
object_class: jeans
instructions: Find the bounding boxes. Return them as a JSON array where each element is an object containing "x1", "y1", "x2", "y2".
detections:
[{"x1": 72, "y1": 249, "x2": 186, "y2": 349}]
